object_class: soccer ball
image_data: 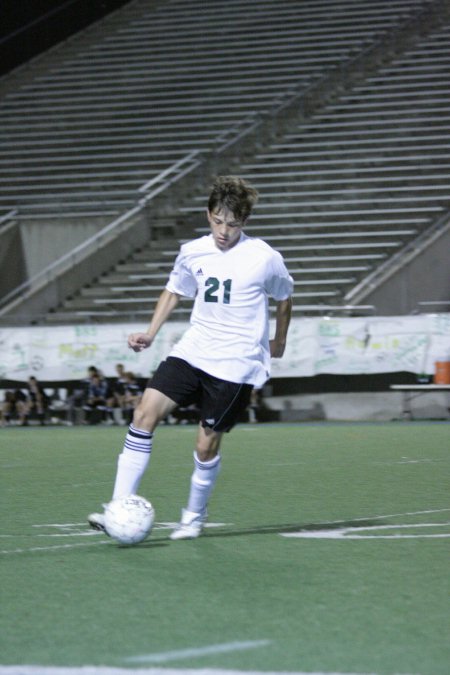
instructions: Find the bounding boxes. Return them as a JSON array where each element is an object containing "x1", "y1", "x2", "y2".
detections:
[{"x1": 104, "y1": 495, "x2": 155, "y2": 545}]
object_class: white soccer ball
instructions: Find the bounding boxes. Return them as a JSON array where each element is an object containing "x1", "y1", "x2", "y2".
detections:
[{"x1": 104, "y1": 495, "x2": 155, "y2": 545}]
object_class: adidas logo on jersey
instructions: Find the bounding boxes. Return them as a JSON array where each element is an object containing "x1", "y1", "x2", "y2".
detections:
[{"x1": 196, "y1": 268, "x2": 204, "y2": 276}]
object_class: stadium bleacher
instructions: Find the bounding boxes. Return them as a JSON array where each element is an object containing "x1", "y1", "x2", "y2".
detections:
[{"x1": 0, "y1": 0, "x2": 449, "y2": 322}]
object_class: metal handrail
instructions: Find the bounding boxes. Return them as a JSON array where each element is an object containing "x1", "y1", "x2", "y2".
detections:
[
  {"x1": 137, "y1": 151, "x2": 200, "y2": 193},
  {"x1": 0, "y1": 152, "x2": 201, "y2": 314},
  {"x1": 345, "y1": 210, "x2": 450, "y2": 304},
  {"x1": 215, "y1": 113, "x2": 262, "y2": 153},
  {"x1": 0, "y1": 209, "x2": 18, "y2": 226}
]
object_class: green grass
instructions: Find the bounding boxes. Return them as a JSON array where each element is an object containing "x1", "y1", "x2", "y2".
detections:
[{"x1": 1, "y1": 422, "x2": 449, "y2": 674}]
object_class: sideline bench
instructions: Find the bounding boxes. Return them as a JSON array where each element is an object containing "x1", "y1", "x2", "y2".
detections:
[{"x1": 390, "y1": 384, "x2": 450, "y2": 420}]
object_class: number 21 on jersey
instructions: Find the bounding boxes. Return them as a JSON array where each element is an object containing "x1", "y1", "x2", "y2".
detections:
[{"x1": 204, "y1": 277, "x2": 232, "y2": 304}]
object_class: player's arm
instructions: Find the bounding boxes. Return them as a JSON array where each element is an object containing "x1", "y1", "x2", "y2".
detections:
[
  {"x1": 270, "y1": 296, "x2": 292, "y2": 358},
  {"x1": 128, "y1": 289, "x2": 180, "y2": 352}
]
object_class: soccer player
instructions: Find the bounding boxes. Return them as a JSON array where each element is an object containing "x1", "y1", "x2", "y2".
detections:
[{"x1": 88, "y1": 176, "x2": 293, "y2": 539}]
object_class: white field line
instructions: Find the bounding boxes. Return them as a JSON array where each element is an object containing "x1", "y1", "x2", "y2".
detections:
[
  {"x1": 0, "y1": 668, "x2": 417, "y2": 675},
  {"x1": 282, "y1": 522, "x2": 450, "y2": 540},
  {"x1": 1, "y1": 509, "x2": 449, "y2": 554},
  {"x1": 125, "y1": 640, "x2": 271, "y2": 664},
  {"x1": 27, "y1": 523, "x2": 228, "y2": 538},
  {"x1": 0, "y1": 522, "x2": 228, "y2": 554},
  {"x1": 0, "y1": 540, "x2": 111, "y2": 554},
  {"x1": 322, "y1": 508, "x2": 450, "y2": 522},
  {"x1": 30, "y1": 522, "x2": 228, "y2": 531}
]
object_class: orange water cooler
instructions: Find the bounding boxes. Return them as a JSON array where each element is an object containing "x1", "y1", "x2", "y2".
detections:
[{"x1": 433, "y1": 360, "x2": 450, "y2": 384}]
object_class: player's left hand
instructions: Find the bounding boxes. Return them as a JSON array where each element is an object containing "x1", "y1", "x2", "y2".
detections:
[
  {"x1": 128, "y1": 332, "x2": 153, "y2": 352},
  {"x1": 270, "y1": 339, "x2": 286, "y2": 358}
]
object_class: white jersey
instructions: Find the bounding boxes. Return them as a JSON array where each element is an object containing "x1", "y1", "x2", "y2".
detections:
[{"x1": 165, "y1": 232, "x2": 293, "y2": 386}]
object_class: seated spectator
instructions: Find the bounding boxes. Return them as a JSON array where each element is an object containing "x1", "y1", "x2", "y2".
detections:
[
  {"x1": 169, "y1": 402, "x2": 200, "y2": 425},
  {"x1": 112, "y1": 364, "x2": 127, "y2": 401},
  {"x1": 83, "y1": 374, "x2": 111, "y2": 424},
  {"x1": 121, "y1": 372, "x2": 143, "y2": 424},
  {"x1": 1, "y1": 389, "x2": 28, "y2": 426},
  {"x1": 247, "y1": 387, "x2": 263, "y2": 423},
  {"x1": 25, "y1": 376, "x2": 49, "y2": 425},
  {"x1": 107, "y1": 363, "x2": 128, "y2": 419},
  {"x1": 70, "y1": 366, "x2": 101, "y2": 410}
]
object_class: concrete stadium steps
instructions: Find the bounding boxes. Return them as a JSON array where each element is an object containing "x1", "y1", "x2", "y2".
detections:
[
  {"x1": 0, "y1": 0, "x2": 433, "y2": 220},
  {"x1": 55, "y1": 221, "x2": 394, "y2": 319},
  {"x1": 233, "y1": 22, "x2": 450, "y2": 306}
]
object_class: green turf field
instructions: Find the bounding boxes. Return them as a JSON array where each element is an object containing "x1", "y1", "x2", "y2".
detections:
[{"x1": 1, "y1": 422, "x2": 449, "y2": 675}]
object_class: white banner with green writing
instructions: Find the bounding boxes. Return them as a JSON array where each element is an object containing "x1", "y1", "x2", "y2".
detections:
[{"x1": 1, "y1": 314, "x2": 449, "y2": 382}]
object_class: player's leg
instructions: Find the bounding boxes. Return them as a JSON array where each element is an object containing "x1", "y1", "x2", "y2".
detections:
[
  {"x1": 188, "y1": 425, "x2": 223, "y2": 511},
  {"x1": 111, "y1": 387, "x2": 177, "y2": 499},
  {"x1": 114, "y1": 356, "x2": 203, "y2": 502},
  {"x1": 88, "y1": 357, "x2": 198, "y2": 533},
  {"x1": 88, "y1": 387, "x2": 176, "y2": 533},
  {"x1": 170, "y1": 425, "x2": 222, "y2": 541},
  {"x1": 170, "y1": 377, "x2": 252, "y2": 540}
]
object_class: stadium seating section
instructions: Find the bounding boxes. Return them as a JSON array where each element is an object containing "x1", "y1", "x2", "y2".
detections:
[{"x1": 0, "y1": 0, "x2": 449, "y2": 322}]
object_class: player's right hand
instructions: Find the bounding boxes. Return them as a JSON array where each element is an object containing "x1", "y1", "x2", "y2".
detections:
[{"x1": 128, "y1": 333, "x2": 153, "y2": 352}]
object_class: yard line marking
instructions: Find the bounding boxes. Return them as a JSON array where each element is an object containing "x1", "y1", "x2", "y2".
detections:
[
  {"x1": 372, "y1": 458, "x2": 448, "y2": 465},
  {"x1": 280, "y1": 509, "x2": 450, "y2": 540},
  {"x1": 32, "y1": 522, "x2": 91, "y2": 527},
  {"x1": 0, "y1": 521, "x2": 230, "y2": 554},
  {"x1": 30, "y1": 522, "x2": 229, "y2": 532},
  {"x1": 0, "y1": 540, "x2": 110, "y2": 555},
  {"x1": 125, "y1": 640, "x2": 271, "y2": 664},
  {"x1": 155, "y1": 522, "x2": 229, "y2": 530},
  {"x1": 2, "y1": 510, "x2": 448, "y2": 553},
  {"x1": 33, "y1": 524, "x2": 100, "y2": 538},
  {"x1": 397, "y1": 459, "x2": 436, "y2": 464},
  {"x1": 0, "y1": 666, "x2": 418, "y2": 675},
  {"x1": 304, "y1": 508, "x2": 450, "y2": 526},
  {"x1": 282, "y1": 522, "x2": 450, "y2": 540},
  {"x1": 345, "y1": 508, "x2": 450, "y2": 520}
]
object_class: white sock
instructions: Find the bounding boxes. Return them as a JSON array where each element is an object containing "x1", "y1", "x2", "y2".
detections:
[
  {"x1": 186, "y1": 452, "x2": 221, "y2": 514},
  {"x1": 112, "y1": 424, "x2": 153, "y2": 499}
]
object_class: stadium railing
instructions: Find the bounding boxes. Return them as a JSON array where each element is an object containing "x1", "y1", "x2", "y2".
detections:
[{"x1": 0, "y1": 152, "x2": 201, "y2": 317}]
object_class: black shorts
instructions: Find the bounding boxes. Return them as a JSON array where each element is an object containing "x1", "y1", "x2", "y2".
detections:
[{"x1": 148, "y1": 357, "x2": 253, "y2": 432}]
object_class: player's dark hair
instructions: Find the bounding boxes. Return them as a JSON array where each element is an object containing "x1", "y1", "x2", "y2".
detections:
[{"x1": 208, "y1": 176, "x2": 258, "y2": 223}]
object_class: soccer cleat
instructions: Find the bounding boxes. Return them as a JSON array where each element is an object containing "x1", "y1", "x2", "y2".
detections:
[
  {"x1": 169, "y1": 508, "x2": 207, "y2": 540},
  {"x1": 88, "y1": 510, "x2": 109, "y2": 535}
]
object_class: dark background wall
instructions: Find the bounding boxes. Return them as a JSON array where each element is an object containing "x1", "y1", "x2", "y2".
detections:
[{"x1": 0, "y1": 0, "x2": 133, "y2": 77}]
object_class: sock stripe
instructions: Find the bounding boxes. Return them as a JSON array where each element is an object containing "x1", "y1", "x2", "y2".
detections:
[
  {"x1": 129, "y1": 424, "x2": 153, "y2": 439},
  {"x1": 124, "y1": 440, "x2": 152, "y2": 454},
  {"x1": 125, "y1": 424, "x2": 153, "y2": 454}
]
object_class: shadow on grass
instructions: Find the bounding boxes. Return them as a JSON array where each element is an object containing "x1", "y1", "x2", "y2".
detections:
[
  {"x1": 203, "y1": 518, "x2": 379, "y2": 539},
  {"x1": 142, "y1": 518, "x2": 380, "y2": 545}
]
